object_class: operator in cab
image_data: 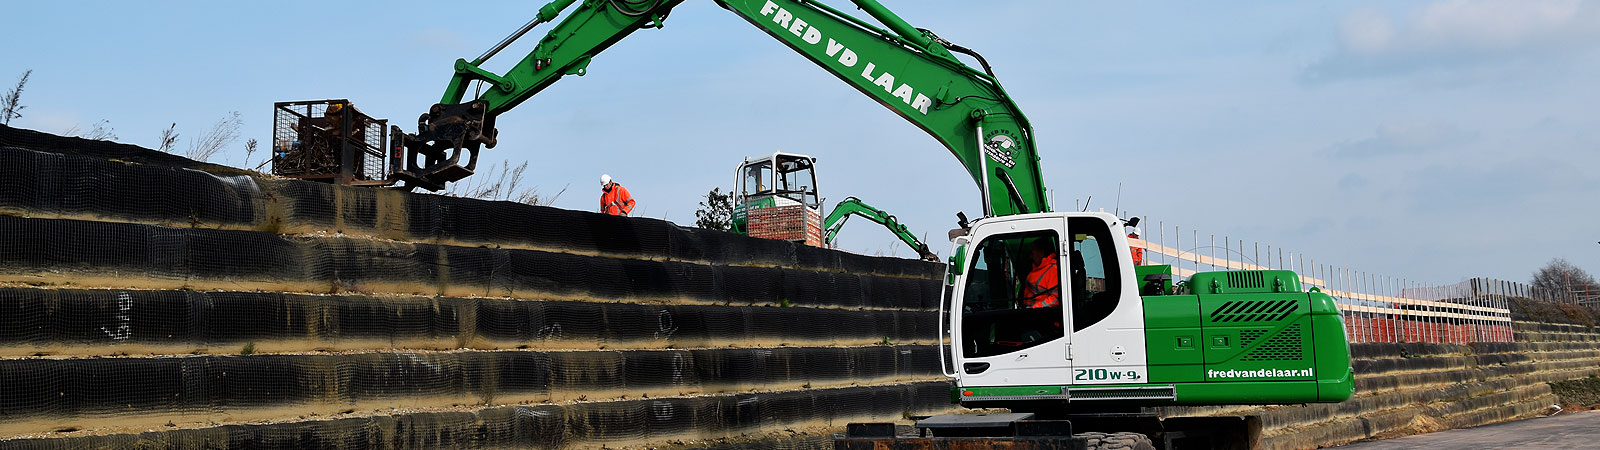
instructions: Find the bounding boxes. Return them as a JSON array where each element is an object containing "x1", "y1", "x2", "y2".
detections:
[
  {"x1": 600, "y1": 174, "x2": 636, "y2": 216},
  {"x1": 1021, "y1": 238, "x2": 1061, "y2": 308}
]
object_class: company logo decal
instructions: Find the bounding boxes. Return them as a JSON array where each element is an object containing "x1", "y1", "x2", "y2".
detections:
[
  {"x1": 1207, "y1": 368, "x2": 1314, "y2": 378},
  {"x1": 759, "y1": 1, "x2": 932, "y2": 115},
  {"x1": 983, "y1": 129, "x2": 1018, "y2": 168}
]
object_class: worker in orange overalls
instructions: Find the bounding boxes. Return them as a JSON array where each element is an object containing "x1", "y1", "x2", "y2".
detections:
[
  {"x1": 1127, "y1": 226, "x2": 1144, "y2": 266},
  {"x1": 599, "y1": 174, "x2": 635, "y2": 216},
  {"x1": 1021, "y1": 238, "x2": 1061, "y2": 308}
]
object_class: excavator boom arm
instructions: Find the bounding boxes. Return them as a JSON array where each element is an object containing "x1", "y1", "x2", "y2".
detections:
[
  {"x1": 407, "y1": 0, "x2": 1048, "y2": 216},
  {"x1": 824, "y1": 197, "x2": 936, "y2": 261}
]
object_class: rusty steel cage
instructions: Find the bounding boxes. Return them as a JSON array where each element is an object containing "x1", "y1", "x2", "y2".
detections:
[{"x1": 272, "y1": 100, "x2": 396, "y2": 186}]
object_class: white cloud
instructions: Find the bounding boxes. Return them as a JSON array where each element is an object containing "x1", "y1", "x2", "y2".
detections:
[
  {"x1": 1411, "y1": 0, "x2": 1584, "y2": 50},
  {"x1": 1340, "y1": 8, "x2": 1397, "y2": 55},
  {"x1": 1325, "y1": 121, "x2": 1477, "y2": 158},
  {"x1": 1305, "y1": 0, "x2": 1600, "y2": 82}
]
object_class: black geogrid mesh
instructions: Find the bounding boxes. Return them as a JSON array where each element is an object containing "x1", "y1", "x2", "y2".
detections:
[
  {"x1": 0, "y1": 345, "x2": 941, "y2": 419},
  {"x1": 0, "y1": 215, "x2": 941, "y2": 309},
  {"x1": 0, "y1": 128, "x2": 942, "y2": 278},
  {"x1": 0, "y1": 127, "x2": 953, "y2": 447},
  {"x1": 0, "y1": 288, "x2": 936, "y2": 350},
  {"x1": 0, "y1": 125, "x2": 245, "y2": 175},
  {"x1": 2, "y1": 382, "x2": 954, "y2": 449}
]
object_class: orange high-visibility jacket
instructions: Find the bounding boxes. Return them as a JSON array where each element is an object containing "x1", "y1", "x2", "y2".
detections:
[
  {"x1": 601, "y1": 183, "x2": 635, "y2": 216},
  {"x1": 1128, "y1": 233, "x2": 1145, "y2": 266},
  {"x1": 1023, "y1": 255, "x2": 1061, "y2": 308}
]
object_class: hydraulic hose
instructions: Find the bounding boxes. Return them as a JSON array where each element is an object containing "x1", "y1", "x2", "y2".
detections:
[{"x1": 917, "y1": 27, "x2": 996, "y2": 79}]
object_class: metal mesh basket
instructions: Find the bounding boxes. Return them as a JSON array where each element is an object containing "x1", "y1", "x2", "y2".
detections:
[{"x1": 271, "y1": 100, "x2": 390, "y2": 184}]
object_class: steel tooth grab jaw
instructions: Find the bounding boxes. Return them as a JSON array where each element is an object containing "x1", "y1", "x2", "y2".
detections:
[{"x1": 391, "y1": 100, "x2": 498, "y2": 191}]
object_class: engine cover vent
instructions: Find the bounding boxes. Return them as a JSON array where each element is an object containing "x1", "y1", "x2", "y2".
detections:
[
  {"x1": 1209, "y1": 299, "x2": 1299, "y2": 323},
  {"x1": 1242, "y1": 324, "x2": 1304, "y2": 361},
  {"x1": 1227, "y1": 271, "x2": 1265, "y2": 289},
  {"x1": 1189, "y1": 270, "x2": 1303, "y2": 294}
]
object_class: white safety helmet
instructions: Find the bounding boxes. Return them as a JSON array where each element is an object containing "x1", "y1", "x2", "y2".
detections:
[
  {"x1": 600, "y1": 174, "x2": 612, "y2": 187},
  {"x1": 1126, "y1": 226, "x2": 1142, "y2": 237}
]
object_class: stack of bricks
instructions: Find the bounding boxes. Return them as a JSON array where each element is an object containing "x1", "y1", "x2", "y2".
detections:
[{"x1": 747, "y1": 205, "x2": 823, "y2": 246}]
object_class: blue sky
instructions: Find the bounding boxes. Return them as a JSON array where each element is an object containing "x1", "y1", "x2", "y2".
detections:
[{"x1": 4, "y1": 1, "x2": 1597, "y2": 285}]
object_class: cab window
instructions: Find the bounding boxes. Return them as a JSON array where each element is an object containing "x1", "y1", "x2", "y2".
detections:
[
  {"x1": 1068, "y1": 217, "x2": 1122, "y2": 332},
  {"x1": 740, "y1": 161, "x2": 772, "y2": 198},
  {"x1": 960, "y1": 230, "x2": 1063, "y2": 358},
  {"x1": 774, "y1": 157, "x2": 819, "y2": 208}
]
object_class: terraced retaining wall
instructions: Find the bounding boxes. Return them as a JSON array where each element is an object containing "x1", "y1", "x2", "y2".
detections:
[
  {"x1": 0, "y1": 125, "x2": 955, "y2": 448},
  {"x1": 1155, "y1": 313, "x2": 1600, "y2": 449},
  {"x1": 3, "y1": 125, "x2": 1600, "y2": 449}
]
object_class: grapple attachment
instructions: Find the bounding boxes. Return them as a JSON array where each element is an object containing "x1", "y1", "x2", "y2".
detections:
[{"x1": 390, "y1": 100, "x2": 498, "y2": 191}]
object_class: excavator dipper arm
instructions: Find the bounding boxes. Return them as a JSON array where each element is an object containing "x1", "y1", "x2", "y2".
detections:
[
  {"x1": 824, "y1": 196, "x2": 937, "y2": 261},
  {"x1": 399, "y1": 0, "x2": 1049, "y2": 217}
]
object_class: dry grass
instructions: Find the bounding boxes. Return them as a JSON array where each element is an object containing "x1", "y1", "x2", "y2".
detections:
[{"x1": 443, "y1": 159, "x2": 566, "y2": 206}]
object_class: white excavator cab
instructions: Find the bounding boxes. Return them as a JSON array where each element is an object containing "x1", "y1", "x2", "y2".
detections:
[
  {"x1": 735, "y1": 152, "x2": 820, "y2": 209},
  {"x1": 732, "y1": 152, "x2": 824, "y2": 245},
  {"x1": 940, "y1": 212, "x2": 1152, "y2": 397}
]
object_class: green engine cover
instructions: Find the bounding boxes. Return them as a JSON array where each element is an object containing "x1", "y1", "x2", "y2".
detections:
[
  {"x1": 1142, "y1": 269, "x2": 1353, "y2": 405},
  {"x1": 1186, "y1": 270, "x2": 1303, "y2": 295}
]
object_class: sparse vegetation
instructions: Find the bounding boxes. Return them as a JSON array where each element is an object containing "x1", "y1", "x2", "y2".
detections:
[
  {"x1": 187, "y1": 111, "x2": 242, "y2": 162},
  {"x1": 156, "y1": 123, "x2": 179, "y2": 152},
  {"x1": 242, "y1": 138, "x2": 258, "y2": 167},
  {"x1": 443, "y1": 160, "x2": 565, "y2": 206},
  {"x1": 1, "y1": 69, "x2": 31, "y2": 125},
  {"x1": 66, "y1": 119, "x2": 118, "y2": 141},
  {"x1": 694, "y1": 187, "x2": 734, "y2": 231}
]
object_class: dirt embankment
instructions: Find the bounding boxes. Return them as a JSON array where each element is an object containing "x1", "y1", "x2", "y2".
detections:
[
  {"x1": 1509, "y1": 297, "x2": 1600, "y2": 327},
  {"x1": 1550, "y1": 375, "x2": 1600, "y2": 412}
]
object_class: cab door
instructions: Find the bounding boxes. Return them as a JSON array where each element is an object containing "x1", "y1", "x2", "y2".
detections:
[
  {"x1": 1062, "y1": 215, "x2": 1149, "y2": 384},
  {"x1": 950, "y1": 215, "x2": 1072, "y2": 387}
]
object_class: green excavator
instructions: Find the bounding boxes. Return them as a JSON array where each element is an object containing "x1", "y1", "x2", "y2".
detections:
[
  {"x1": 728, "y1": 151, "x2": 935, "y2": 261},
  {"x1": 379, "y1": 0, "x2": 1354, "y2": 447},
  {"x1": 823, "y1": 196, "x2": 936, "y2": 261}
]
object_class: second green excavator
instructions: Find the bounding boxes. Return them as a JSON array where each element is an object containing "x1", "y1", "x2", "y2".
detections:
[{"x1": 729, "y1": 151, "x2": 935, "y2": 261}]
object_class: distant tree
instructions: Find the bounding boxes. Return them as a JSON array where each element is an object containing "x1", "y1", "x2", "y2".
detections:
[
  {"x1": 187, "y1": 111, "x2": 241, "y2": 161},
  {"x1": 1532, "y1": 258, "x2": 1598, "y2": 300},
  {"x1": 694, "y1": 187, "x2": 734, "y2": 231},
  {"x1": 1, "y1": 69, "x2": 30, "y2": 125},
  {"x1": 156, "y1": 123, "x2": 179, "y2": 152}
]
